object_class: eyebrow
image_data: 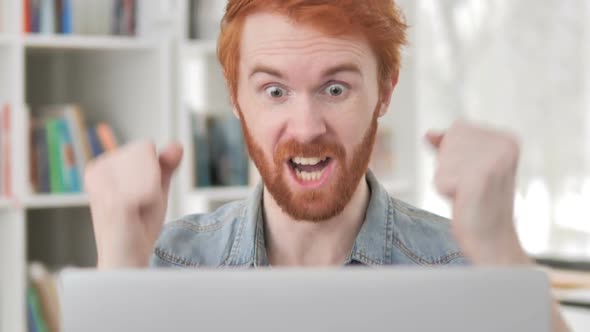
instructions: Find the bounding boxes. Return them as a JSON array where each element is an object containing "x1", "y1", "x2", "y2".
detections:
[{"x1": 248, "y1": 63, "x2": 363, "y2": 80}]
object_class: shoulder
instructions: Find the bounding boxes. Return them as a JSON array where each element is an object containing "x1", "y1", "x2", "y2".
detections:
[
  {"x1": 389, "y1": 197, "x2": 469, "y2": 266},
  {"x1": 150, "y1": 200, "x2": 247, "y2": 268}
]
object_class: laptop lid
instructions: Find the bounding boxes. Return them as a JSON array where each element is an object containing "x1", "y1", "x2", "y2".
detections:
[{"x1": 59, "y1": 267, "x2": 550, "y2": 332}]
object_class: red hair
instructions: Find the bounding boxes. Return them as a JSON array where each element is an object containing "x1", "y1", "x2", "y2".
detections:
[{"x1": 217, "y1": 0, "x2": 408, "y2": 102}]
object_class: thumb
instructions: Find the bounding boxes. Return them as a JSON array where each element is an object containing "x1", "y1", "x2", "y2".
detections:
[
  {"x1": 425, "y1": 130, "x2": 445, "y2": 150},
  {"x1": 159, "y1": 143, "x2": 184, "y2": 193}
]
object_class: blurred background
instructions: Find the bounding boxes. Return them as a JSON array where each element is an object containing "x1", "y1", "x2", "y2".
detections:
[{"x1": 0, "y1": 0, "x2": 589, "y2": 331}]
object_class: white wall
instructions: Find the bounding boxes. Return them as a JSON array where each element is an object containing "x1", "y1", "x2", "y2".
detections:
[{"x1": 414, "y1": 0, "x2": 590, "y2": 257}]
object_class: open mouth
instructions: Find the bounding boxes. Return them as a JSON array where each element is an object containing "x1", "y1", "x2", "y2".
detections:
[{"x1": 287, "y1": 156, "x2": 334, "y2": 186}]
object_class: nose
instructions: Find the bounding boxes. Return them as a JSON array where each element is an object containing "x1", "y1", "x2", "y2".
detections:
[{"x1": 284, "y1": 97, "x2": 327, "y2": 144}]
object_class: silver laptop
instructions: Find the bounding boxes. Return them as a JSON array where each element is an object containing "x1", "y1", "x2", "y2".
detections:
[{"x1": 58, "y1": 267, "x2": 551, "y2": 332}]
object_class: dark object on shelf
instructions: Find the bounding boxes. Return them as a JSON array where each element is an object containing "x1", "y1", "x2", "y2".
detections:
[
  {"x1": 191, "y1": 112, "x2": 249, "y2": 188},
  {"x1": 536, "y1": 255, "x2": 590, "y2": 272}
]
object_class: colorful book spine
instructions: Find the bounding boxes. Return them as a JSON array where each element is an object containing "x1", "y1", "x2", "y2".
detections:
[
  {"x1": 30, "y1": 105, "x2": 119, "y2": 194},
  {"x1": 24, "y1": 0, "x2": 32, "y2": 33},
  {"x1": 54, "y1": 0, "x2": 61, "y2": 33},
  {"x1": 95, "y1": 122, "x2": 118, "y2": 152},
  {"x1": 31, "y1": 0, "x2": 41, "y2": 33},
  {"x1": 87, "y1": 127, "x2": 103, "y2": 158},
  {"x1": 27, "y1": 298, "x2": 38, "y2": 332},
  {"x1": 60, "y1": 0, "x2": 72, "y2": 34},
  {"x1": 29, "y1": 262, "x2": 61, "y2": 332},
  {"x1": 27, "y1": 286, "x2": 49, "y2": 332},
  {"x1": 64, "y1": 105, "x2": 90, "y2": 190},
  {"x1": 32, "y1": 123, "x2": 51, "y2": 193},
  {"x1": 45, "y1": 119, "x2": 66, "y2": 193},
  {"x1": 39, "y1": 0, "x2": 55, "y2": 34},
  {"x1": 56, "y1": 118, "x2": 81, "y2": 192}
]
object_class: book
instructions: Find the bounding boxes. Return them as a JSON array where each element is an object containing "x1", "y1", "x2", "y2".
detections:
[
  {"x1": 208, "y1": 115, "x2": 249, "y2": 186},
  {"x1": 56, "y1": 118, "x2": 81, "y2": 192},
  {"x1": 27, "y1": 298, "x2": 38, "y2": 332},
  {"x1": 31, "y1": 0, "x2": 41, "y2": 33},
  {"x1": 29, "y1": 262, "x2": 60, "y2": 332},
  {"x1": 27, "y1": 285, "x2": 49, "y2": 332},
  {"x1": 31, "y1": 120, "x2": 51, "y2": 193},
  {"x1": 39, "y1": 0, "x2": 55, "y2": 34},
  {"x1": 122, "y1": 0, "x2": 136, "y2": 36},
  {"x1": 191, "y1": 113, "x2": 211, "y2": 187},
  {"x1": 192, "y1": 113, "x2": 249, "y2": 188},
  {"x1": 60, "y1": 0, "x2": 72, "y2": 33},
  {"x1": 112, "y1": 0, "x2": 136, "y2": 36},
  {"x1": 54, "y1": 0, "x2": 61, "y2": 33},
  {"x1": 30, "y1": 104, "x2": 118, "y2": 194},
  {"x1": 63, "y1": 105, "x2": 91, "y2": 189},
  {"x1": 95, "y1": 122, "x2": 118, "y2": 152},
  {"x1": 23, "y1": 0, "x2": 135, "y2": 35},
  {"x1": 87, "y1": 126, "x2": 103, "y2": 158},
  {"x1": 24, "y1": 0, "x2": 33, "y2": 33},
  {"x1": 45, "y1": 118, "x2": 66, "y2": 193}
]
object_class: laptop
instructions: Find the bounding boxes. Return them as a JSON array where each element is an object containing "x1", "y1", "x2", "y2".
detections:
[{"x1": 58, "y1": 267, "x2": 551, "y2": 332}]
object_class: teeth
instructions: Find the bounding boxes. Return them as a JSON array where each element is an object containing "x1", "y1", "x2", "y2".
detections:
[
  {"x1": 291, "y1": 157, "x2": 327, "y2": 166},
  {"x1": 294, "y1": 169, "x2": 325, "y2": 182}
]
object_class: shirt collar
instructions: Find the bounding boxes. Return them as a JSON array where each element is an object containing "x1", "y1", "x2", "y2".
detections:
[{"x1": 228, "y1": 170, "x2": 394, "y2": 267}]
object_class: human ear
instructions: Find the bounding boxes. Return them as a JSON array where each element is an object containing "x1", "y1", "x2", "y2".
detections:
[{"x1": 378, "y1": 70, "x2": 400, "y2": 117}]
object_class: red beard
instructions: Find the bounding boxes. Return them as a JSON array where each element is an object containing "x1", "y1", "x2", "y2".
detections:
[{"x1": 239, "y1": 106, "x2": 379, "y2": 222}]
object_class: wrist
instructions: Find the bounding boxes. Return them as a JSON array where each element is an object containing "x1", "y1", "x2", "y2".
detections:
[{"x1": 468, "y1": 232, "x2": 533, "y2": 266}]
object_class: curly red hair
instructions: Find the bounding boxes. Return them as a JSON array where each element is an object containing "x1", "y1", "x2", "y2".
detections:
[{"x1": 217, "y1": 0, "x2": 408, "y2": 102}]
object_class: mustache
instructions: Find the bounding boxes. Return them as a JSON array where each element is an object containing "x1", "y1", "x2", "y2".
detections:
[{"x1": 273, "y1": 139, "x2": 346, "y2": 164}]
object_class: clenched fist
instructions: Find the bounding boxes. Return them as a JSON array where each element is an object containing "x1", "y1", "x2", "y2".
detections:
[
  {"x1": 426, "y1": 121, "x2": 531, "y2": 265},
  {"x1": 84, "y1": 142, "x2": 183, "y2": 269}
]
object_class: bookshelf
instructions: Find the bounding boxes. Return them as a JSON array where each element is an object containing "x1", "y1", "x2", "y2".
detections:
[
  {"x1": 24, "y1": 194, "x2": 89, "y2": 209},
  {"x1": 23, "y1": 34, "x2": 157, "y2": 50},
  {"x1": 0, "y1": 197, "x2": 12, "y2": 209},
  {"x1": 0, "y1": 35, "x2": 13, "y2": 45},
  {"x1": 0, "y1": 1, "x2": 175, "y2": 331},
  {"x1": 1, "y1": 0, "x2": 419, "y2": 331}
]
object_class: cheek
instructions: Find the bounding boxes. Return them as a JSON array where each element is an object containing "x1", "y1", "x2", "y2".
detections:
[
  {"x1": 243, "y1": 112, "x2": 285, "y2": 158},
  {"x1": 332, "y1": 107, "x2": 374, "y2": 145}
]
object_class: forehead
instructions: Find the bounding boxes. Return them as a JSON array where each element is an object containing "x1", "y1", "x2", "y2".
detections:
[{"x1": 240, "y1": 12, "x2": 376, "y2": 75}]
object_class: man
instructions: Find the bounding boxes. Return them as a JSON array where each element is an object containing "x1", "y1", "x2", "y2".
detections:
[{"x1": 85, "y1": 0, "x2": 569, "y2": 330}]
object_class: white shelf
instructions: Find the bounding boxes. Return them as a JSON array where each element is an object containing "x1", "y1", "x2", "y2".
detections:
[
  {"x1": 0, "y1": 198, "x2": 13, "y2": 210},
  {"x1": 182, "y1": 40, "x2": 217, "y2": 56},
  {"x1": 189, "y1": 186, "x2": 253, "y2": 201},
  {"x1": 0, "y1": 35, "x2": 15, "y2": 46},
  {"x1": 23, "y1": 34, "x2": 157, "y2": 51},
  {"x1": 24, "y1": 194, "x2": 89, "y2": 209}
]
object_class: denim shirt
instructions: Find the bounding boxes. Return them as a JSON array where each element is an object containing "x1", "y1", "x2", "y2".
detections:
[{"x1": 150, "y1": 171, "x2": 469, "y2": 268}]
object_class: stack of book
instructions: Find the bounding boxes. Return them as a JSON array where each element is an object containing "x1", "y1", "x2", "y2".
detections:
[
  {"x1": 191, "y1": 112, "x2": 249, "y2": 188},
  {"x1": 30, "y1": 104, "x2": 118, "y2": 194},
  {"x1": 27, "y1": 262, "x2": 60, "y2": 332},
  {"x1": 23, "y1": 0, "x2": 137, "y2": 36},
  {"x1": 0, "y1": 102, "x2": 12, "y2": 197}
]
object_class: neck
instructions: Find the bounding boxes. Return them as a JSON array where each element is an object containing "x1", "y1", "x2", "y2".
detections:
[{"x1": 262, "y1": 175, "x2": 371, "y2": 266}]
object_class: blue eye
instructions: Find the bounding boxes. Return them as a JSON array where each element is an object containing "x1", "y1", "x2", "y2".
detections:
[
  {"x1": 325, "y1": 83, "x2": 347, "y2": 97},
  {"x1": 265, "y1": 86, "x2": 287, "y2": 98}
]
